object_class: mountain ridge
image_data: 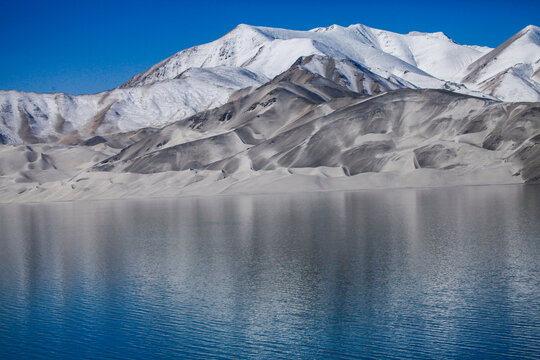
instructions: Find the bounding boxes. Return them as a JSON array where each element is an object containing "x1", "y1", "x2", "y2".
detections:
[
  {"x1": 0, "y1": 22, "x2": 539, "y2": 203},
  {"x1": 119, "y1": 22, "x2": 491, "y2": 90},
  {"x1": 6, "y1": 22, "x2": 538, "y2": 146}
]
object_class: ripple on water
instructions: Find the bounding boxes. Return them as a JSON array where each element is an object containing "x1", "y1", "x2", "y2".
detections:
[{"x1": 0, "y1": 185, "x2": 539, "y2": 359}]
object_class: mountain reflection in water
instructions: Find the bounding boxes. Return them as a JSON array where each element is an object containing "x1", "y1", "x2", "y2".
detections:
[{"x1": 1, "y1": 185, "x2": 539, "y2": 359}]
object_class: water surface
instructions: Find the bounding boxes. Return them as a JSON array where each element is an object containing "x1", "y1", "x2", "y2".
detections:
[{"x1": 1, "y1": 186, "x2": 539, "y2": 359}]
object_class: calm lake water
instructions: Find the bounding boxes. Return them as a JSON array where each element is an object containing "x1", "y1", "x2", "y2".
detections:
[{"x1": 0, "y1": 186, "x2": 539, "y2": 359}]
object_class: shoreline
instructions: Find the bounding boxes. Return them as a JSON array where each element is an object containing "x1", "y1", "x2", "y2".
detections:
[{"x1": 0, "y1": 169, "x2": 532, "y2": 205}]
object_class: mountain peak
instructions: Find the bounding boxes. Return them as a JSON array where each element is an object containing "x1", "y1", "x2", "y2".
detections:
[
  {"x1": 234, "y1": 23, "x2": 253, "y2": 29},
  {"x1": 228, "y1": 23, "x2": 271, "y2": 38},
  {"x1": 522, "y1": 24, "x2": 540, "y2": 33},
  {"x1": 407, "y1": 30, "x2": 453, "y2": 42},
  {"x1": 519, "y1": 24, "x2": 540, "y2": 45},
  {"x1": 309, "y1": 24, "x2": 345, "y2": 32}
]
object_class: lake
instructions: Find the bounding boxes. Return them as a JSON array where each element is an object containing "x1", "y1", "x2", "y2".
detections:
[{"x1": 1, "y1": 185, "x2": 539, "y2": 359}]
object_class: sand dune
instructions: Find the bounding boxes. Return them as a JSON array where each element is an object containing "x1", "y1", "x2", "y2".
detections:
[{"x1": 1, "y1": 87, "x2": 538, "y2": 203}]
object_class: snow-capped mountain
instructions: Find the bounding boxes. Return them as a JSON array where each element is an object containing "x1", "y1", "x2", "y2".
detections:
[
  {"x1": 1, "y1": 22, "x2": 539, "y2": 203},
  {"x1": 2, "y1": 23, "x2": 539, "y2": 146},
  {"x1": 122, "y1": 23, "x2": 492, "y2": 92},
  {"x1": 460, "y1": 25, "x2": 540, "y2": 102}
]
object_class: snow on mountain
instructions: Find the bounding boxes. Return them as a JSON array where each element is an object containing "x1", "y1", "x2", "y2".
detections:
[
  {"x1": 473, "y1": 64, "x2": 540, "y2": 103},
  {"x1": 461, "y1": 25, "x2": 540, "y2": 102},
  {"x1": 367, "y1": 27, "x2": 492, "y2": 81},
  {"x1": 1, "y1": 22, "x2": 539, "y2": 147},
  {"x1": 122, "y1": 23, "x2": 491, "y2": 91},
  {"x1": 121, "y1": 24, "x2": 274, "y2": 88},
  {"x1": 0, "y1": 67, "x2": 265, "y2": 144}
]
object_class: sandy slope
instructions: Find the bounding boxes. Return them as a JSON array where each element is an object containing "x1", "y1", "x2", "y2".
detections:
[
  {"x1": 0, "y1": 163, "x2": 522, "y2": 204},
  {"x1": 1, "y1": 87, "x2": 538, "y2": 204}
]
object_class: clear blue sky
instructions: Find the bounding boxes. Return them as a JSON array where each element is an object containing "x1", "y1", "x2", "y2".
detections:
[{"x1": 1, "y1": 0, "x2": 538, "y2": 95}]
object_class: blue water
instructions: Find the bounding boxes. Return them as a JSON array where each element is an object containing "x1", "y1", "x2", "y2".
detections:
[{"x1": 0, "y1": 185, "x2": 539, "y2": 359}]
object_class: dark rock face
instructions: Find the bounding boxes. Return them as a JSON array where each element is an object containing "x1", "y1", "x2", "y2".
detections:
[
  {"x1": 83, "y1": 136, "x2": 107, "y2": 146},
  {"x1": 414, "y1": 145, "x2": 458, "y2": 169}
]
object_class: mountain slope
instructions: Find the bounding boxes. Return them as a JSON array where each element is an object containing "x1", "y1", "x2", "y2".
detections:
[
  {"x1": 0, "y1": 67, "x2": 266, "y2": 145},
  {"x1": 352, "y1": 25, "x2": 491, "y2": 81},
  {"x1": 461, "y1": 25, "x2": 540, "y2": 102},
  {"x1": 286, "y1": 55, "x2": 413, "y2": 94},
  {"x1": 1, "y1": 79, "x2": 539, "y2": 203},
  {"x1": 96, "y1": 71, "x2": 540, "y2": 185}
]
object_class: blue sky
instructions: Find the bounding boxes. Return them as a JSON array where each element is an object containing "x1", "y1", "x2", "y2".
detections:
[{"x1": 1, "y1": 0, "x2": 538, "y2": 94}]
